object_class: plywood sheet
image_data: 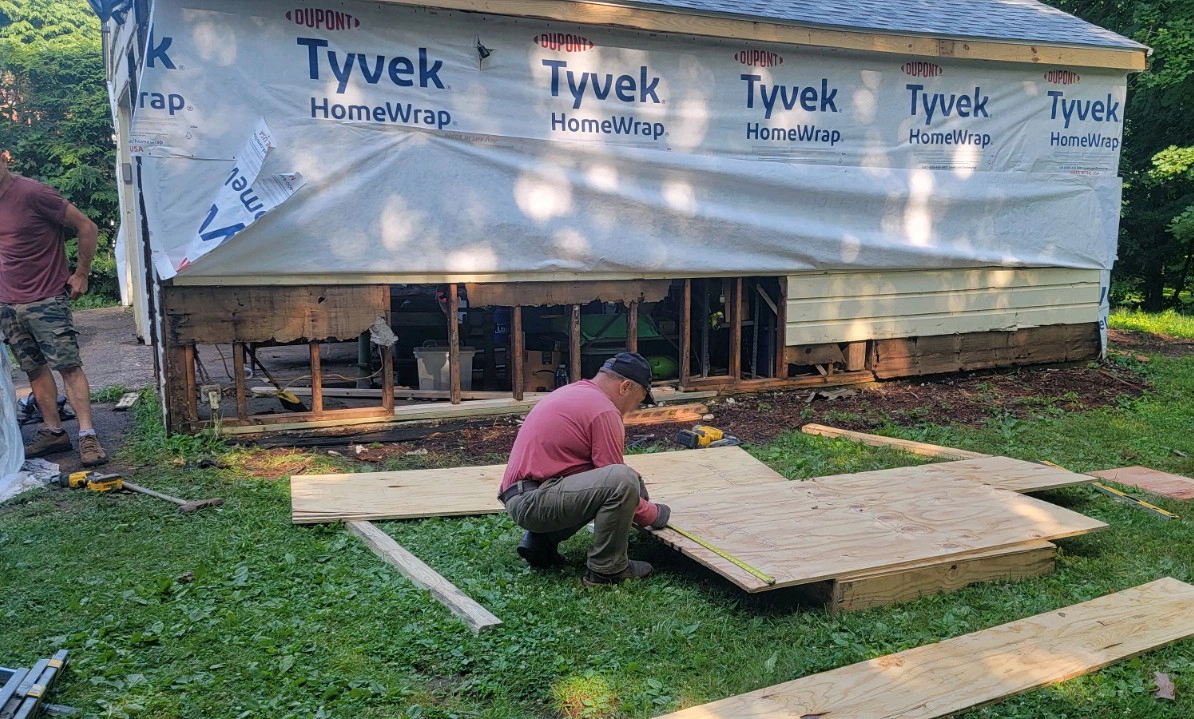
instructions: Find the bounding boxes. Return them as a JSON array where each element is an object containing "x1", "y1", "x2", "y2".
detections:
[
  {"x1": 808, "y1": 456, "x2": 1093, "y2": 494},
  {"x1": 656, "y1": 578, "x2": 1194, "y2": 718},
  {"x1": 1089, "y1": 466, "x2": 1194, "y2": 500},
  {"x1": 291, "y1": 446, "x2": 787, "y2": 524},
  {"x1": 653, "y1": 467, "x2": 1106, "y2": 592}
]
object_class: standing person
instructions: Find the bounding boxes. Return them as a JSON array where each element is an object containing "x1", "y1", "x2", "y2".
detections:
[
  {"x1": 498, "y1": 352, "x2": 670, "y2": 586},
  {"x1": 0, "y1": 148, "x2": 107, "y2": 466}
]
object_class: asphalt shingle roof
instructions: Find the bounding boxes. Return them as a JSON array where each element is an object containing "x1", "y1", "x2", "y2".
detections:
[{"x1": 625, "y1": 0, "x2": 1144, "y2": 51}]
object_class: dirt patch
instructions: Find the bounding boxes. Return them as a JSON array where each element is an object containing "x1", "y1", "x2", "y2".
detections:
[{"x1": 1107, "y1": 328, "x2": 1194, "y2": 358}]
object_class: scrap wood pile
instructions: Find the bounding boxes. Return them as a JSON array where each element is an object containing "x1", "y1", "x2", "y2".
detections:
[{"x1": 287, "y1": 427, "x2": 1194, "y2": 717}]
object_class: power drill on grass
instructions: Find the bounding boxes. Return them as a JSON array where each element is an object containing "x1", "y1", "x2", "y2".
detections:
[
  {"x1": 676, "y1": 424, "x2": 741, "y2": 449},
  {"x1": 56, "y1": 471, "x2": 124, "y2": 493}
]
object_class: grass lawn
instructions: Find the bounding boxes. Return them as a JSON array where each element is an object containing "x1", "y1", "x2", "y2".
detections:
[{"x1": 3, "y1": 322, "x2": 1194, "y2": 718}]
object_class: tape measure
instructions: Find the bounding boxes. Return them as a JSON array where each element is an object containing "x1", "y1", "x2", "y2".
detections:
[
  {"x1": 666, "y1": 524, "x2": 776, "y2": 586},
  {"x1": 1039, "y1": 460, "x2": 1179, "y2": 520}
]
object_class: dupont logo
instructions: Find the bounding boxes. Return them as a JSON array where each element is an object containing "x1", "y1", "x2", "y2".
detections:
[
  {"x1": 902, "y1": 61, "x2": 943, "y2": 78},
  {"x1": 1044, "y1": 69, "x2": 1081, "y2": 85},
  {"x1": 534, "y1": 33, "x2": 594, "y2": 52},
  {"x1": 734, "y1": 49, "x2": 783, "y2": 68},
  {"x1": 285, "y1": 8, "x2": 360, "y2": 31}
]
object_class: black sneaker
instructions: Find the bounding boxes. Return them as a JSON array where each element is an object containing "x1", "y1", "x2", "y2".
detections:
[
  {"x1": 583, "y1": 560, "x2": 654, "y2": 586},
  {"x1": 517, "y1": 531, "x2": 567, "y2": 568}
]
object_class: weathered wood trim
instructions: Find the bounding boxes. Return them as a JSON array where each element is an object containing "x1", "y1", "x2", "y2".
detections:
[
  {"x1": 371, "y1": 0, "x2": 1147, "y2": 70},
  {"x1": 802, "y1": 424, "x2": 990, "y2": 460},
  {"x1": 872, "y1": 323, "x2": 1100, "y2": 379},
  {"x1": 163, "y1": 285, "x2": 388, "y2": 344}
]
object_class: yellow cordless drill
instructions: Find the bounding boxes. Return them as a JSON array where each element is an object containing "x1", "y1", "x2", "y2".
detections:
[
  {"x1": 56, "y1": 471, "x2": 124, "y2": 493},
  {"x1": 676, "y1": 424, "x2": 741, "y2": 449}
]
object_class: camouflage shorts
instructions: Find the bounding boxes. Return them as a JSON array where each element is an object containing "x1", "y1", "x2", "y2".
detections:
[{"x1": 0, "y1": 293, "x2": 82, "y2": 374}]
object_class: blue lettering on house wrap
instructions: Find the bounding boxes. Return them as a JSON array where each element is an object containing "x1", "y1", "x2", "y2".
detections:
[
  {"x1": 906, "y1": 84, "x2": 990, "y2": 125},
  {"x1": 146, "y1": 32, "x2": 175, "y2": 69},
  {"x1": 1047, "y1": 91, "x2": 1121, "y2": 129},
  {"x1": 298, "y1": 37, "x2": 444, "y2": 94},
  {"x1": 541, "y1": 60, "x2": 661, "y2": 109},
  {"x1": 741, "y1": 75, "x2": 839, "y2": 119}
]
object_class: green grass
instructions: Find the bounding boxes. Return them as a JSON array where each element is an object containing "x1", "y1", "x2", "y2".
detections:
[
  {"x1": 3, "y1": 327, "x2": 1194, "y2": 717},
  {"x1": 90, "y1": 385, "x2": 132, "y2": 404},
  {"x1": 1110, "y1": 308, "x2": 1194, "y2": 338},
  {"x1": 71, "y1": 294, "x2": 122, "y2": 310}
]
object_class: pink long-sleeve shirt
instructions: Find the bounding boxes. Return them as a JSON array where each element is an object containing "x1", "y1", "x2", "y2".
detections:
[{"x1": 500, "y1": 380, "x2": 662, "y2": 527}]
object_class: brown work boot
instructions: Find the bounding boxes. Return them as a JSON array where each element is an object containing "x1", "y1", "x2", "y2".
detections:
[
  {"x1": 78, "y1": 434, "x2": 109, "y2": 467},
  {"x1": 24, "y1": 428, "x2": 72, "y2": 458},
  {"x1": 583, "y1": 560, "x2": 654, "y2": 587}
]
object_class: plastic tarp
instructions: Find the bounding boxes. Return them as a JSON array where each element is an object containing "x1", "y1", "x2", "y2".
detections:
[
  {"x1": 129, "y1": 0, "x2": 1128, "y2": 281},
  {"x1": 1, "y1": 349, "x2": 25, "y2": 488}
]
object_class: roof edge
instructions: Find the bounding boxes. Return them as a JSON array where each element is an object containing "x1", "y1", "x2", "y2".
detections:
[{"x1": 372, "y1": 0, "x2": 1147, "y2": 71}]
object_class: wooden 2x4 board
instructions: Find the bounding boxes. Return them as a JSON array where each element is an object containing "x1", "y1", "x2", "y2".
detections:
[
  {"x1": 654, "y1": 578, "x2": 1194, "y2": 718},
  {"x1": 291, "y1": 446, "x2": 788, "y2": 523},
  {"x1": 654, "y1": 469, "x2": 1106, "y2": 592}
]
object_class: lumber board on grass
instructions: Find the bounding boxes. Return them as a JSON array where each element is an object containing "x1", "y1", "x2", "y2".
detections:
[
  {"x1": 1089, "y1": 466, "x2": 1194, "y2": 501},
  {"x1": 291, "y1": 446, "x2": 786, "y2": 523},
  {"x1": 653, "y1": 464, "x2": 1106, "y2": 592},
  {"x1": 346, "y1": 521, "x2": 501, "y2": 634},
  {"x1": 655, "y1": 578, "x2": 1194, "y2": 718},
  {"x1": 802, "y1": 423, "x2": 989, "y2": 460},
  {"x1": 830, "y1": 541, "x2": 1056, "y2": 613}
]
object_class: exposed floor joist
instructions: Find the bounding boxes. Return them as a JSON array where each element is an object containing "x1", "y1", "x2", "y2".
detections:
[{"x1": 655, "y1": 578, "x2": 1194, "y2": 718}]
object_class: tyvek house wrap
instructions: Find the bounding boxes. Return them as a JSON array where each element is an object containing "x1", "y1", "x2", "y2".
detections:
[
  {"x1": 130, "y1": 0, "x2": 1128, "y2": 281},
  {"x1": 1, "y1": 349, "x2": 25, "y2": 485}
]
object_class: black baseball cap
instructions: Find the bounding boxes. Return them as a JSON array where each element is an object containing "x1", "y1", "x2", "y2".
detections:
[{"x1": 603, "y1": 352, "x2": 655, "y2": 405}]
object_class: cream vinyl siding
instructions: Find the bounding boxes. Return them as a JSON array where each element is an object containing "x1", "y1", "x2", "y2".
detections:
[{"x1": 785, "y1": 268, "x2": 1102, "y2": 346}]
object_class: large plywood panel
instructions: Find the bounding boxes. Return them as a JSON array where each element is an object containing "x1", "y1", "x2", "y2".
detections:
[
  {"x1": 653, "y1": 466, "x2": 1106, "y2": 592},
  {"x1": 656, "y1": 578, "x2": 1194, "y2": 718},
  {"x1": 810, "y1": 456, "x2": 1094, "y2": 494},
  {"x1": 291, "y1": 446, "x2": 787, "y2": 524}
]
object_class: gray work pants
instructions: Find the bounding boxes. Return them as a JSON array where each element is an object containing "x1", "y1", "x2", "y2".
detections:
[{"x1": 503, "y1": 464, "x2": 640, "y2": 575}]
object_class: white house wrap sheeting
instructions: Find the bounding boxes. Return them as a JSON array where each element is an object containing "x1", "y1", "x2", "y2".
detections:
[
  {"x1": 1, "y1": 350, "x2": 25, "y2": 489},
  {"x1": 130, "y1": 0, "x2": 1128, "y2": 281}
]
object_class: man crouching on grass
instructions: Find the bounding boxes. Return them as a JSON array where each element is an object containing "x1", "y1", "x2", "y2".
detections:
[{"x1": 498, "y1": 352, "x2": 670, "y2": 586}]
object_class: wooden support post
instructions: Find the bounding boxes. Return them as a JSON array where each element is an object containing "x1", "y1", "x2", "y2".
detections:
[
  {"x1": 232, "y1": 342, "x2": 247, "y2": 419},
  {"x1": 729, "y1": 277, "x2": 743, "y2": 381},
  {"x1": 184, "y1": 344, "x2": 198, "y2": 423},
  {"x1": 164, "y1": 343, "x2": 191, "y2": 433},
  {"x1": 310, "y1": 341, "x2": 324, "y2": 416},
  {"x1": 627, "y1": 300, "x2": 639, "y2": 354},
  {"x1": 346, "y1": 521, "x2": 502, "y2": 634},
  {"x1": 512, "y1": 306, "x2": 525, "y2": 401},
  {"x1": 570, "y1": 303, "x2": 582, "y2": 382},
  {"x1": 680, "y1": 279, "x2": 691, "y2": 385},
  {"x1": 448, "y1": 283, "x2": 461, "y2": 405},
  {"x1": 381, "y1": 342, "x2": 395, "y2": 413},
  {"x1": 775, "y1": 277, "x2": 787, "y2": 379}
]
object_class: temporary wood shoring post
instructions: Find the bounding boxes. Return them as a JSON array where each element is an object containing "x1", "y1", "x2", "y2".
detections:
[
  {"x1": 774, "y1": 277, "x2": 786, "y2": 379},
  {"x1": 345, "y1": 521, "x2": 502, "y2": 634},
  {"x1": 700, "y1": 280, "x2": 710, "y2": 378},
  {"x1": 680, "y1": 279, "x2": 691, "y2": 385},
  {"x1": 627, "y1": 300, "x2": 638, "y2": 353},
  {"x1": 184, "y1": 344, "x2": 198, "y2": 422},
  {"x1": 570, "y1": 303, "x2": 582, "y2": 382},
  {"x1": 310, "y1": 342, "x2": 324, "y2": 416},
  {"x1": 512, "y1": 306, "x2": 525, "y2": 401},
  {"x1": 448, "y1": 283, "x2": 461, "y2": 405},
  {"x1": 802, "y1": 423, "x2": 991, "y2": 460},
  {"x1": 232, "y1": 342, "x2": 247, "y2": 419},
  {"x1": 729, "y1": 277, "x2": 743, "y2": 381},
  {"x1": 381, "y1": 341, "x2": 395, "y2": 413}
]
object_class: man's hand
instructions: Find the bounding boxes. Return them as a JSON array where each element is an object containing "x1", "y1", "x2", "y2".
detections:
[{"x1": 67, "y1": 271, "x2": 89, "y2": 300}]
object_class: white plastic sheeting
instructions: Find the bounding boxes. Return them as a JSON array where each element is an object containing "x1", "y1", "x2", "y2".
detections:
[
  {"x1": 1, "y1": 349, "x2": 24, "y2": 487},
  {"x1": 129, "y1": 0, "x2": 1128, "y2": 281}
]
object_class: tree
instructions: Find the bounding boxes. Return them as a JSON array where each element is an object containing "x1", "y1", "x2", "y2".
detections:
[
  {"x1": 0, "y1": 0, "x2": 119, "y2": 301},
  {"x1": 1048, "y1": 1, "x2": 1194, "y2": 309}
]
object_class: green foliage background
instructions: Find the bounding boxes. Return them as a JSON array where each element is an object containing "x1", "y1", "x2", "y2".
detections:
[{"x1": 0, "y1": 0, "x2": 120, "y2": 301}]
